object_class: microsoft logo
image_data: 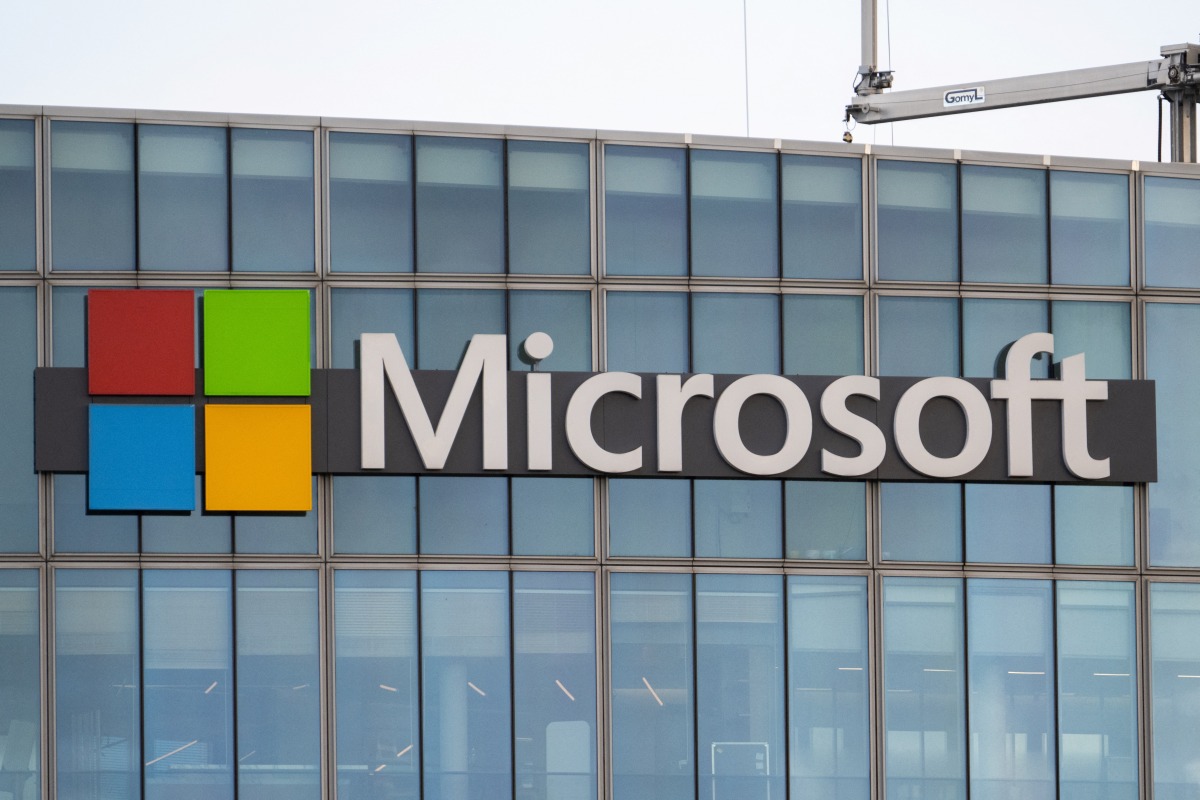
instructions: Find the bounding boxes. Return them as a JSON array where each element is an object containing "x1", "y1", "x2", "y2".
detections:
[{"x1": 86, "y1": 288, "x2": 312, "y2": 513}]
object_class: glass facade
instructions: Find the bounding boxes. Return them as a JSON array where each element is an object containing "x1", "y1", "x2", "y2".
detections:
[{"x1": 1, "y1": 106, "x2": 1198, "y2": 799}]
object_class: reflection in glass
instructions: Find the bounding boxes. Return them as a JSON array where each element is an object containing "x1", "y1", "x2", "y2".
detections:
[
  {"x1": 514, "y1": 572, "x2": 597, "y2": 800},
  {"x1": 883, "y1": 578, "x2": 966, "y2": 800},
  {"x1": 877, "y1": 296, "x2": 958, "y2": 377},
  {"x1": 0, "y1": 288, "x2": 37, "y2": 551},
  {"x1": 509, "y1": 290, "x2": 592, "y2": 371},
  {"x1": 53, "y1": 474, "x2": 138, "y2": 554},
  {"x1": 0, "y1": 119, "x2": 36, "y2": 269},
  {"x1": 961, "y1": 165, "x2": 1048, "y2": 284},
  {"x1": 332, "y1": 475, "x2": 417, "y2": 554},
  {"x1": 1150, "y1": 583, "x2": 1200, "y2": 798},
  {"x1": 963, "y1": 298, "x2": 1048, "y2": 378},
  {"x1": 419, "y1": 476, "x2": 508, "y2": 555},
  {"x1": 512, "y1": 477, "x2": 594, "y2": 556},
  {"x1": 56, "y1": 569, "x2": 141, "y2": 800},
  {"x1": 330, "y1": 132, "x2": 413, "y2": 272},
  {"x1": 0, "y1": 571, "x2": 39, "y2": 800},
  {"x1": 785, "y1": 480, "x2": 866, "y2": 560},
  {"x1": 231, "y1": 128, "x2": 314, "y2": 271},
  {"x1": 690, "y1": 149, "x2": 777, "y2": 277},
  {"x1": 877, "y1": 160, "x2": 957, "y2": 281},
  {"x1": 417, "y1": 289, "x2": 505, "y2": 370},
  {"x1": 138, "y1": 125, "x2": 228, "y2": 270},
  {"x1": 783, "y1": 294, "x2": 864, "y2": 376},
  {"x1": 422, "y1": 571, "x2": 512, "y2": 800},
  {"x1": 1145, "y1": 176, "x2": 1200, "y2": 288},
  {"x1": 1055, "y1": 486, "x2": 1134, "y2": 566},
  {"x1": 335, "y1": 571, "x2": 420, "y2": 799},
  {"x1": 965, "y1": 484, "x2": 1051, "y2": 564},
  {"x1": 782, "y1": 155, "x2": 863, "y2": 279},
  {"x1": 611, "y1": 572, "x2": 693, "y2": 800},
  {"x1": 967, "y1": 579, "x2": 1056, "y2": 800},
  {"x1": 236, "y1": 570, "x2": 321, "y2": 799},
  {"x1": 880, "y1": 483, "x2": 962, "y2": 562},
  {"x1": 51, "y1": 121, "x2": 135, "y2": 270},
  {"x1": 416, "y1": 137, "x2": 504, "y2": 273},
  {"x1": 789, "y1": 576, "x2": 869, "y2": 798},
  {"x1": 605, "y1": 146, "x2": 687, "y2": 276},
  {"x1": 692, "y1": 293, "x2": 779, "y2": 374},
  {"x1": 331, "y1": 287, "x2": 414, "y2": 369},
  {"x1": 234, "y1": 478, "x2": 318, "y2": 554},
  {"x1": 605, "y1": 291, "x2": 688, "y2": 373},
  {"x1": 509, "y1": 140, "x2": 590, "y2": 275},
  {"x1": 608, "y1": 479, "x2": 691, "y2": 557},
  {"x1": 1050, "y1": 170, "x2": 1129, "y2": 286},
  {"x1": 694, "y1": 479, "x2": 781, "y2": 558}
]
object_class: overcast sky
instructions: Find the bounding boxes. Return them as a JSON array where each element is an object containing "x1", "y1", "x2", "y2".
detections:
[{"x1": 2, "y1": 0, "x2": 1196, "y2": 161}]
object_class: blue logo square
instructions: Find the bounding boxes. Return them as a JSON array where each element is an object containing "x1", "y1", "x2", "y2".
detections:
[{"x1": 89, "y1": 405, "x2": 196, "y2": 511}]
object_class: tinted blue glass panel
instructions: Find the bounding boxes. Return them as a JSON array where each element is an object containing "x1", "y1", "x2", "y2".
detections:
[
  {"x1": 0, "y1": 571, "x2": 39, "y2": 800},
  {"x1": 605, "y1": 291, "x2": 688, "y2": 373},
  {"x1": 142, "y1": 570, "x2": 233, "y2": 800},
  {"x1": 53, "y1": 474, "x2": 138, "y2": 554},
  {"x1": 963, "y1": 298, "x2": 1049, "y2": 378},
  {"x1": 0, "y1": 119, "x2": 36, "y2": 269},
  {"x1": 52, "y1": 285, "x2": 87, "y2": 367},
  {"x1": 1050, "y1": 171, "x2": 1129, "y2": 286},
  {"x1": 611, "y1": 572, "x2": 693, "y2": 800},
  {"x1": 419, "y1": 476, "x2": 507, "y2": 555},
  {"x1": 0, "y1": 288, "x2": 37, "y2": 551},
  {"x1": 417, "y1": 289, "x2": 505, "y2": 369},
  {"x1": 56, "y1": 569, "x2": 141, "y2": 800},
  {"x1": 1055, "y1": 485, "x2": 1134, "y2": 566},
  {"x1": 696, "y1": 574, "x2": 785, "y2": 799},
  {"x1": 508, "y1": 140, "x2": 590, "y2": 275},
  {"x1": 1057, "y1": 581, "x2": 1137, "y2": 800},
  {"x1": 788, "y1": 576, "x2": 870, "y2": 798},
  {"x1": 692, "y1": 293, "x2": 779, "y2": 374},
  {"x1": 138, "y1": 125, "x2": 228, "y2": 270},
  {"x1": 333, "y1": 476, "x2": 417, "y2": 554},
  {"x1": 416, "y1": 137, "x2": 504, "y2": 274},
  {"x1": 1150, "y1": 583, "x2": 1200, "y2": 797},
  {"x1": 142, "y1": 477, "x2": 232, "y2": 553},
  {"x1": 231, "y1": 128, "x2": 314, "y2": 271},
  {"x1": 881, "y1": 483, "x2": 961, "y2": 562},
  {"x1": 334, "y1": 571, "x2": 420, "y2": 799},
  {"x1": 330, "y1": 132, "x2": 413, "y2": 272},
  {"x1": 877, "y1": 296, "x2": 958, "y2": 377},
  {"x1": 962, "y1": 165, "x2": 1048, "y2": 284},
  {"x1": 1051, "y1": 300, "x2": 1130, "y2": 379},
  {"x1": 51, "y1": 121, "x2": 134, "y2": 270},
  {"x1": 514, "y1": 572, "x2": 597, "y2": 800},
  {"x1": 883, "y1": 578, "x2": 966, "y2": 800},
  {"x1": 604, "y1": 146, "x2": 687, "y2": 276},
  {"x1": 331, "y1": 287, "x2": 414, "y2": 369},
  {"x1": 512, "y1": 477, "x2": 594, "y2": 556},
  {"x1": 608, "y1": 478, "x2": 691, "y2": 557},
  {"x1": 509, "y1": 290, "x2": 592, "y2": 371},
  {"x1": 234, "y1": 479, "x2": 318, "y2": 554},
  {"x1": 236, "y1": 570, "x2": 321, "y2": 799},
  {"x1": 965, "y1": 484, "x2": 1051, "y2": 564},
  {"x1": 785, "y1": 480, "x2": 866, "y2": 560},
  {"x1": 783, "y1": 294, "x2": 864, "y2": 376},
  {"x1": 694, "y1": 479, "x2": 781, "y2": 558},
  {"x1": 877, "y1": 160, "x2": 958, "y2": 281},
  {"x1": 968, "y1": 579, "x2": 1056, "y2": 799},
  {"x1": 690, "y1": 149, "x2": 778, "y2": 278},
  {"x1": 422, "y1": 571, "x2": 512, "y2": 800},
  {"x1": 1145, "y1": 176, "x2": 1200, "y2": 288},
  {"x1": 782, "y1": 155, "x2": 863, "y2": 279}
]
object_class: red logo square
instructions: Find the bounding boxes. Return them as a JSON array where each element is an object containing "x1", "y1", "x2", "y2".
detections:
[{"x1": 88, "y1": 289, "x2": 195, "y2": 396}]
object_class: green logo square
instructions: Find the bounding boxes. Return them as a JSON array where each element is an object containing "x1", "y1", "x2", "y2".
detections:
[{"x1": 203, "y1": 290, "x2": 311, "y2": 396}]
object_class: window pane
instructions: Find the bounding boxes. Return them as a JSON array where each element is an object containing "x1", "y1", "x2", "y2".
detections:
[
  {"x1": 56, "y1": 569, "x2": 141, "y2": 800},
  {"x1": 417, "y1": 289, "x2": 505, "y2": 369},
  {"x1": 142, "y1": 570, "x2": 233, "y2": 800},
  {"x1": 52, "y1": 285, "x2": 87, "y2": 367},
  {"x1": 508, "y1": 140, "x2": 590, "y2": 275},
  {"x1": 783, "y1": 294, "x2": 864, "y2": 376},
  {"x1": 333, "y1": 476, "x2": 416, "y2": 554},
  {"x1": 509, "y1": 290, "x2": 591, "y2": 371},
  {"x1": 604, "y1": 146, "x2": 687, "y2": 276},
  {"x1": 608, "y1": 478, "x2": 691, "y2": 557},
  {"x1": 330, "y1": 132, "x2": 413, "y2": 272},
  {"x1": 963, "y1": 298, "x2": 1048, "y2": 378},
  {"x1": 416, "y1": 136, "x2": 504, "y2": 274},
  {"x1": 883, "y1": 578, "x2": 966, "y2": 800},
  {"x1": 1150, "y1": 583, "x2": 1200, "y2": 797},
  {"x1": 334, "y1": 571, "x2": 420, "y2": 799},
  {"x1": 962, "y1": 165, "x2": 1048, "y2": 284},
  {"x1": 605, "y1": 291, "x2": 688, "y2": 373},
  {"x1": 234, "y1": 478, "x2": 318, "y2": 554},
  {"x1": 0, "y1": 288, "x2": 37, "y2": 551},
  {"x1": 236, "y1": 570, "x2": 321, "y2": 800},
  {"x1": 877, "y1": 161, "x2": 957, "y2": 282},
  {"x1": 231, "y1": 128, "x2": 314, "y2": 271},
  {"x1": 1050, "y1": 171, "x2": 1129, "y2": 286},
  {"x1": 877, "y1": 296, "x2": 958, "y2": 376},
  {"x1": 0, "y1": 119, "x2": 36, "y2": 269},
  {"x1": 0, "y1": 570, "x2": 39, "y2": 800},
  {"x1": 610, "y1": 572, "x2": 693, "y2": 800},
  {"x1": 694, "y1": 479, "x2": 781, "y2": 558},
  {"x1": 690, "y1": 149, "x2": 777, "y2": 278},
  {"x1": 967, "y1": 579, "x2": 1056, "y2": 799},
  {"x1": 696, "y1": 574, "x2": 785, "y2": 799},
  {"x1": 1057, "y1": 581, "x2": 1137, "y2": 800},
  {"x1": 782, "y1": 155, "x2": 862, "y2": 279},
  {"x1": 692, "y1": 293, "x2": 779, "y2": 374},
  {"x1": 514, "y1": 572, "x2": 597, "y2": 800},
  {"x1": 881, "y1": 483, "x2": 962, "y2": 562},
  {"x1": 53, "y1": 474, "x2": 138, "y2": 553},
  {"x1": 788, "y1": 576, "x2": 869, "y2": 798},
  {"x1": 419, "y1": 476, "x2": 508, "y2": 555},
  {"x1": 785, "y1": 480, "x2": 866, "y2": 560},
  {"x1": 331, "y1": 287, "x2": 414, "y2": 369},
  {"x1": 138, "y1": 125, "x2": 228, "y2": 270},
  {"x1": 1145, "y1": 176, "x2": 1200, "y2": 288},
  {"x1": 965, "y1": 484, "x2": 1051, "y2": 564},
  {"x1": 1055, "y1": 485, "x2": 1134, "y2": 566},
  {"x1": 1051, "y1": 300, "x2": 1130, "y2": 379},
  {"x1": 142, "y1": 476, "x2": 232, "y2": 553},
  {"x1": 422, "y1": 571, "x2": 512, "y2": 800},
  {"x1": 512, "y1": 477, "x2": 594, "y2": 556},
  {"x1": 51, "y1": 121, "x2": 135, "y2": 270}
]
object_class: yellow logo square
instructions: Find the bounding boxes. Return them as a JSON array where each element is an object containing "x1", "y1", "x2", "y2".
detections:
[{"x1": 205, "y1": 404, "x2": 312, "y2": 511}]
